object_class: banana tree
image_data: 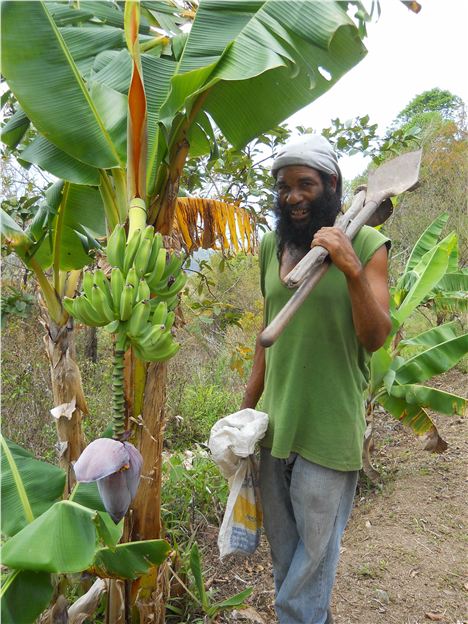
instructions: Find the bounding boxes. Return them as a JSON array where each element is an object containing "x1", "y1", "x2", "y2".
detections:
[
  {"x1": 2, "y1": 0, "x2": 373, "y2": 619},
  {"x1": 0, "y1": 182, "x2": 106, "y2": 490},
  {"x1": 364, "y1": 215, "x2": 468, "y2": 479}
]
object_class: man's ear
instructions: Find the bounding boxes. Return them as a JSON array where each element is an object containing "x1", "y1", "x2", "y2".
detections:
[{"x1": 330, "y1": 174, "x2": 338, "y2": 192}]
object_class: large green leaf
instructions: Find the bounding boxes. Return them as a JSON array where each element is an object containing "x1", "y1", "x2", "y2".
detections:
[
  {"x1": 2, "y1": 500, "x2": 108, "y2": 573},
  {"x1": 435, "y1": 272, "x2": 468, "y2": 293},
  {"x1": 369, "y1": 347, "x2": 392, "y2": 394},
  {"x1": 1, "y1": 570, "x2": 53, "y2": 624},
  {"x1": 70, "y1": 480, "x2": 107, "y2": 512},
  {"x1": 0, "y1": 210, "x2": 34, "y2": 258},
  {"x1": 0, "y1": 436, "x2": 66, "y2": 537},
  {"x1": 32, "y1": 183, "x2": 105, "y2": 271},
  {"x1": 404, "y1": 212, "x2": 449, "y2": 273},
  {"x1": 399, "y1": 321, "x2": 460, "y2": 349},
  {"x1": 394, "y1": 232, "x2": 457, "y2": 325},
  {"x1": 395, "y1": 333, "x2": 468, "y2": 385},
  {"x1": 147, "y1": 0, "x2": 367, "y2": 192},
  {"x1": 186, "y1": 1, "x2": 366, "y2": 142},
  {"x1": 390, "y1": 384, "x2": 466, "y2": 416},
  {"x1": 1, "y1": 1, "x2": 124, "y2": 168},
  {"x1": 92, "y1": 540, "x2": 171, "y2": 579},
  {"x1": 190, "y1": 542, "x2": 209, "y2": 611},
  {"x1": 1, "y1": 106, "x2": 30, "y2": 149},
  {"x1": 378, "y1": 392, "x2": 435, "y2": 435},
  {"x1": 20, "y1": 136, "x2": 100, "y2": 185}
]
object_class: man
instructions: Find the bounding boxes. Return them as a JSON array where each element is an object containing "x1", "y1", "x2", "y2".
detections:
[{"x1": 240, "y1": 134, "x2": 392, "y2": 624}]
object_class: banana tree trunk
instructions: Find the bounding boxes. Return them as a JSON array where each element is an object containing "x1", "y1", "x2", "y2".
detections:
[
  {"x1": 44, "y1": 317, "x2": 87, "y2": 494},
  {"x1": 123, "y1": 351, "x2": 169, "y2": 624}
]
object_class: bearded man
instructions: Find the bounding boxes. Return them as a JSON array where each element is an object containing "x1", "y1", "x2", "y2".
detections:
[{"x1": 240, "y1": 134, "x2": 392, "y2": 624}]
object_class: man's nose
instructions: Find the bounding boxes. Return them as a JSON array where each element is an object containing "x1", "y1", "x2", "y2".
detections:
[{"x1": 285, "y1": 188, "x2": 303, "y2": 205}]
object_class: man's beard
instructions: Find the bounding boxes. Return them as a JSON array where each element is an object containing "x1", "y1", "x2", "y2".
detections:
[{"x1": 274, "y1": 185, "x2": 341, "y2": 259}]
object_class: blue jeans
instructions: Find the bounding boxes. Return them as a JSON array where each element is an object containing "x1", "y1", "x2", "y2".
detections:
[{"x1": 259, "y1": 448, "x2": 358, "y2": 624}]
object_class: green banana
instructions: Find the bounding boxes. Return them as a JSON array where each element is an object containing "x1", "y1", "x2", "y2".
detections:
[
  {"x1": 63, "y1": 296, "x2": 76, "y2": 318},
  {"x1": 136, "y1": 278, "x2": 151, "y2": 302},
  {"x1": 120, "y1": 283, "x2": 135, "y2": 321},
  {"x1": 165, "y1": 310, "x2": 176, "y2": 330},
  {"x1": 140, "y1": 334, "x2": 180, "y2": 362},
  {"x1": 151, "y1": 301, "x2": 168, "y2": 325},
  {"x1": 94, "y1": 269, "x2": 114, "y2": 311},
  {"x1": 106, "y1": 224, "x2": 126, "y2": 270},
  {"x1": 160, "y1": 251, "x2": 185, "y2": 283},
  {"x1": 127, "y1": 299, "x2": 151, "y2": 338},
  {"x1": 134, "y1": 235, "x2": 153, "y2": 278},
  {"x1": 146, "y1": 232, "x2": 163, "y2": 274},
  {"x1": 136, "y1": 323, "x2": 167, "y2": 350},
  {"x1": 123, "y1": 228, "x2": 142, "y2": 274},
  {"x1": 146, "y1": 247, "x2": 167, "y2": 292},
  {"x1": 91, "y1": 284, "x2": 115, "y2": 324},
  {"x1": 110, "y1": 268, "x2": 125, "y2": 317},
  {"x1": 153, "y1": 271, "x2": 187, "y2": 300},
  {"x1": 82, "y1": 270, "x2": 94, "y2": 302},
  {"x1": 75, "y1": 295, "x2": 108, "y2": 326},
  {"x1": 125, "y1": 266, "x2": 139, "y2": 290}
]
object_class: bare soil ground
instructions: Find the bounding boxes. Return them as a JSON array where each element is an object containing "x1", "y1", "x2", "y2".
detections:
[{"x1": 200, "y1": 370, "x2": 467, "y2": 624}]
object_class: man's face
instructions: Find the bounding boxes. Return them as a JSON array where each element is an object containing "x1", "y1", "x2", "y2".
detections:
[{"x1": 274, "y1": 165, "x2": 340, "y2": 252}]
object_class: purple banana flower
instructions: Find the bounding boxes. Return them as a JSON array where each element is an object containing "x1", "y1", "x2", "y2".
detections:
[{"x1": 74, "y1": 438, "x2": 143, "y2": 523}]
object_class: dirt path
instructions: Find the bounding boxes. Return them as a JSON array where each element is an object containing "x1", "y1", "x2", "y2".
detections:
[{"x1": 201, "y1": 371, "x2": 467, "y2": 624}]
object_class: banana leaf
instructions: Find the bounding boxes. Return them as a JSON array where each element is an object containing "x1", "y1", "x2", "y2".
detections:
[
  {"x1": 378, "y1": 392, "x2": 447, "y2": 453},
  {"x1": 1, "y1": 106, "x2": 30, "y2": 149},
  {"x1": 20, "y1": 135, "x2": 100, "y2": 185},
  {"x1": 433, "y1": 291, "x2": 468, "y2": 316},
  {"x1": 436, "y1": 272, "x2": 468, "y2": 292},
  {"x1": 1, "y1": 1, "x2": 125, "y2": 169},
  {"x1": 91, "y1": 540, "x2": 171, "y2": 579},
  {"x1": 369, "y1": 347, "x2": 393, "y2": 394},
  {"x1": 0, "y1": 210, "x2": 34, "y2": 260},
  {"x1": 390, "y1": 384, "x2": 466, "y2": 416},
  {"x1": 32, "y1": 183, "x2": 105, "y2": 271},
  {"x1": 69, "y1": 480, "x2": 107, "y2": 512},
  {"x1": 0, "y1": 435, "x2": 65, "y2": 537},
  {"x1": 399, "y1": 321, "x2": 461, "y2": 349},
  {"x1": 378, "y1": 392, "x2": 436, "y2": 436},
  {"x1": 1, "y1": 570, "x2": 53, "y2": 624},
  {"x1": 404, "y1": 212, "x2": 449, "y2": 273},
  {"x1": 395, "y1": 333, "x2": 468, "y2": 386},
  {"x1": 1, "y1": 500, "x2": 115, "y2": 573},
  {"x1": 394, "y1": 232, "x2": 457, "y2": 325}
]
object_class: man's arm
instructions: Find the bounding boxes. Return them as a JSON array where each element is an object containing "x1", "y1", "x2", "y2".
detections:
[
  {"x1": 240, "y1": 328, "x2": 266, "y2": 409},
  {"x1": 312, "y1": 227, "x2": 391, "y2": 352}
]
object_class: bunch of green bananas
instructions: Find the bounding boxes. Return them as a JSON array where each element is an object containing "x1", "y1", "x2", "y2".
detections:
[{"x1": 63, "y1": 225, "x2": 186, "y2": 362}]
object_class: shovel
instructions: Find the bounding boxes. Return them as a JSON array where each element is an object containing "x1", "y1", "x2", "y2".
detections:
[{"x1": 259, "y1": 149, "x2": 422, "y2": 348}]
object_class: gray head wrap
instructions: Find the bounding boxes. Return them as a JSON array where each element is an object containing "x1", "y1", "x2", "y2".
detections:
[{"x1": 271, "y1": 134, "x2": 342, "y2": 196}]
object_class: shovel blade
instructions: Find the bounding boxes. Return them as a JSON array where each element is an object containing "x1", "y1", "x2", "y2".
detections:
[{"x1": 367, "y1": 149, "x2": 422, "y2": 201}]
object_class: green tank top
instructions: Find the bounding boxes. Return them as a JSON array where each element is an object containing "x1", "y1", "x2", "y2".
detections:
[{"x1": 259, "y1": 226, "x2": 390, "y2": 471}]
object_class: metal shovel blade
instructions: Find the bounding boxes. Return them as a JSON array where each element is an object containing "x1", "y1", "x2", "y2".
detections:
[{"x1": 366, "y1": 149, "x2": 422, "y2": 203}]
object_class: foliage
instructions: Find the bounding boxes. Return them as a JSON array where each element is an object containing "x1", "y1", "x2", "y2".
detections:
[
  {"x1": 188, "y1": 542, "x2": 252, "y2": 620},
  {"x1": 394, "y1": 87, "x2": 465, "y2": 128},
  {"x1": 161, "y1": 446, "x2": 228, "y2": 542},
  {"x1": 0, "y1": 433, "x2": 170, "y2": 624},
  {"x1": 0, "y1": 285, "x2": 35, "y2": 326},
  {"x1": 367, "y1": 216, "x2": 468, "y2": 454}
]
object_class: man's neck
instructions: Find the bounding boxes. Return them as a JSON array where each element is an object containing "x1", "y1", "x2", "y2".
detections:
[{"x1": 279, "y1": 243, "x2": 310, "y2": 281}]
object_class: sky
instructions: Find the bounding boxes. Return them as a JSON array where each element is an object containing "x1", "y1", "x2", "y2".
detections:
[{"x1": 287, "y1": 0, "x2": 468, "y2": 180}]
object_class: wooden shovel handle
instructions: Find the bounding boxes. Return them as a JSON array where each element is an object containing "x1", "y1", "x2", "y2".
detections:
[{"x1": 259, "y1": 262, "x2": 329, "y2": 347}]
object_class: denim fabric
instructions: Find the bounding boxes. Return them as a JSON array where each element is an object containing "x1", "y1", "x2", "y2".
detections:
[{"x1": 259, "y1": 448, "x2": 358, "y2": 624}]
